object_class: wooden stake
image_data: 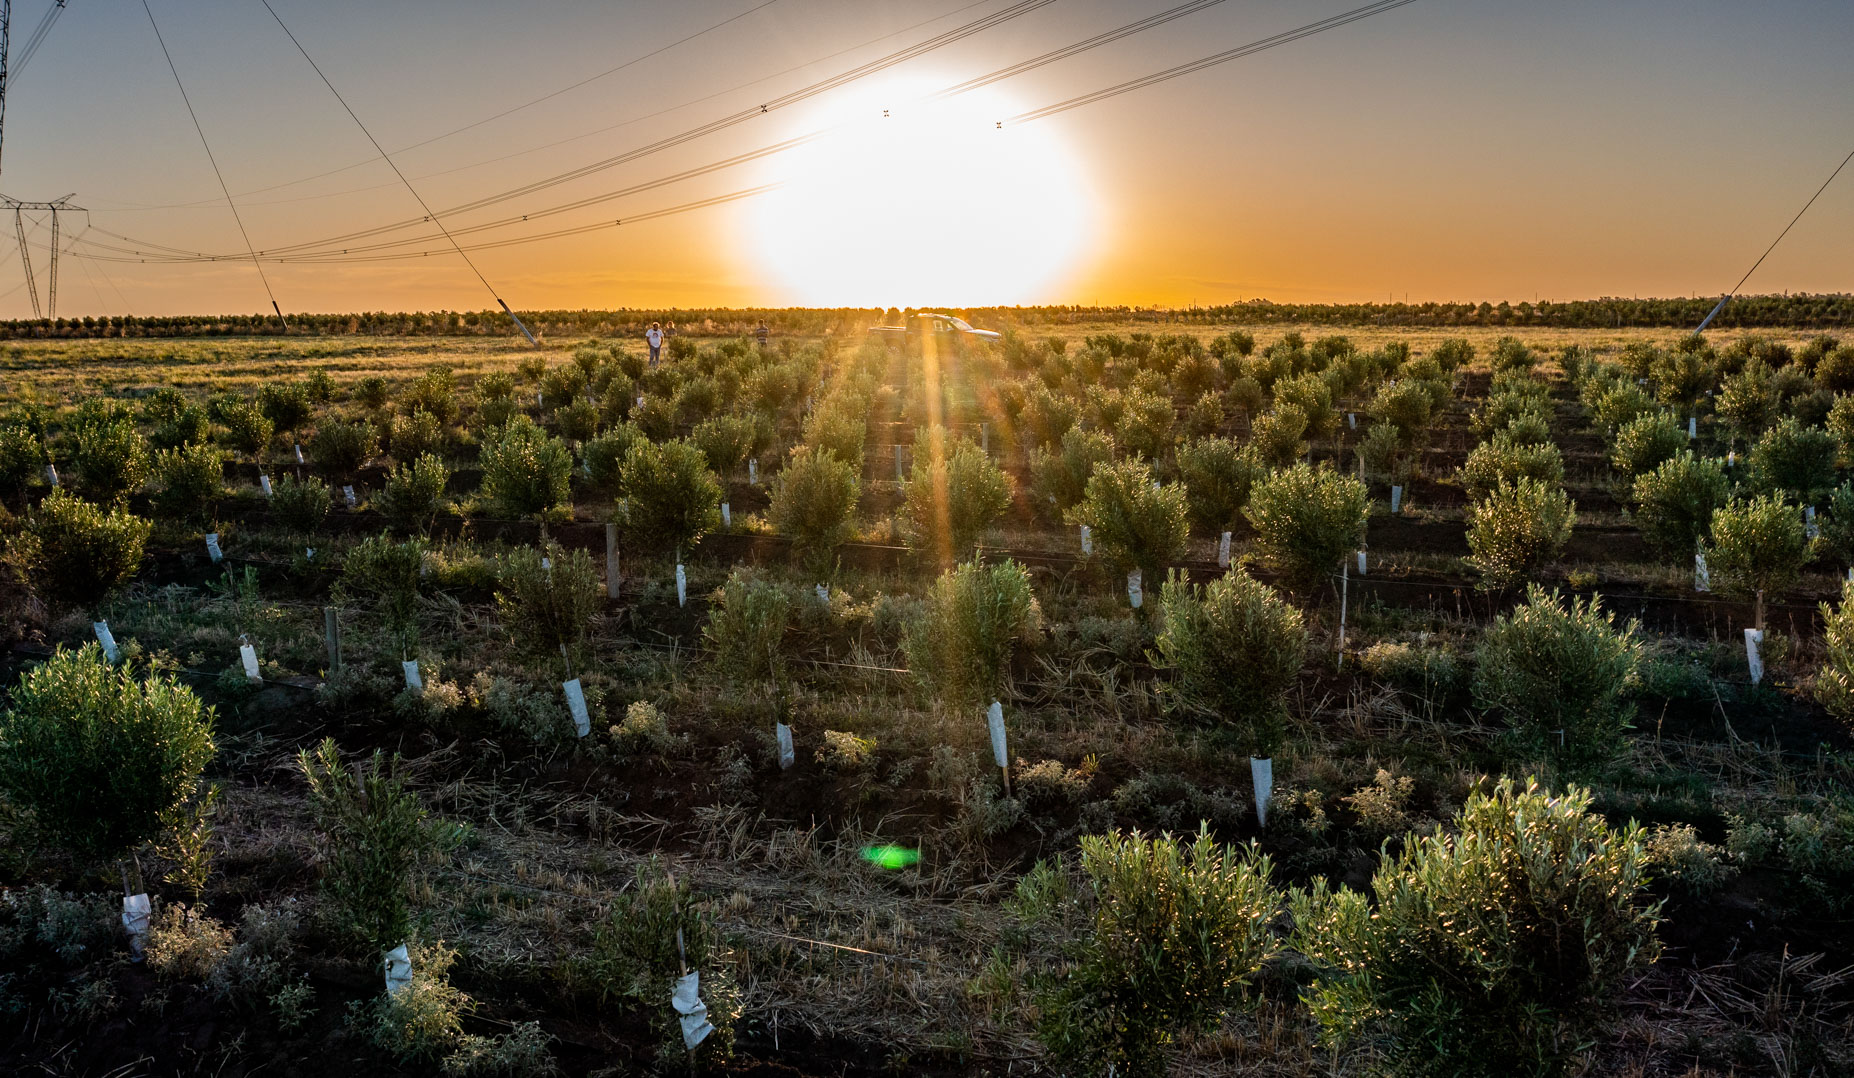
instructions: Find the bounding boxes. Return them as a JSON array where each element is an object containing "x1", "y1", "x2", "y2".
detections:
[
  {"x1": 324, "y1": 607, "x2": 342, "y2": 671},
  {"x1": 605, "y1": 523, "x2": 621, "y2": 599}
]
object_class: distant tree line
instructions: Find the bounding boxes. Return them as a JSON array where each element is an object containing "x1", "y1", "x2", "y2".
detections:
[{"x1": 1, "y1": 292, "x2": 1847, "y2": 340}]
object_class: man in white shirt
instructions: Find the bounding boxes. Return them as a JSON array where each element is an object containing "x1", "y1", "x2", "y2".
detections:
[{"x1": 646, "y1": 322, "x2": 663, "y2": 366}]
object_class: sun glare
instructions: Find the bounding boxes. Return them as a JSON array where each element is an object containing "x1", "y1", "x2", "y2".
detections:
[{"x1": 743, "y1": 78, "x2": 1095, "y2": 307}]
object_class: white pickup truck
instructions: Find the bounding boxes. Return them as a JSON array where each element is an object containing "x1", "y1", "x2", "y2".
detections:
[{"x1": 868, "y1": 312, "x2": 1002, "y2": 346}]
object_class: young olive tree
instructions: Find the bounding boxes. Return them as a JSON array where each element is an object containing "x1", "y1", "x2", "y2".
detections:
[
  {"x1": 1706, "y1": 494, "x2": 1812, "y2": 629},
  {"x1": 702, "y1": 569, "x2": 792, "y2": 701},
  {"x1": 1028, "y1": 427, "x2": 1114, "y2": 522},
  {"x1": 480, "y1": 415, "x2": 573, "y2": 521},
  {"x1": 71, "y1": 415, "x2": 150, "y2": 505},
  {"x1": 1631, "y1": 453, "x2": 1728, "y2": 564},
  {"x1": 902, "y1": 437, "x2": 1014, "y2": 567},
  {"x1": 7, "y1": 489, "x2": 150, "y2": 613},
  {"x1": 1155, "y1": 569, "x2": 1306, "y2": 756},
  {"x1": 1027, "y1": 829, "x2": 1279, "y2": 1078},
  {"x1": 616, "y1": 438, "x2": 722, "y2": 560},
  {"x1": 1747, "y1": 416, "x2": 1838, "y2": 506},
  {"x1": 0, "y1": 644, "x2": 215, "y2": 867},
  {"x1": 150, "y1": 442, "x2": 225, "y2": 525},
  {"x1": 1816, "y1": 579, "x2": 1854, "y2": 729},
  {"x1": 904, "y1": 559, "x2": 1041, "y2": 712},
  {"x1": 495, "y1": 541, "x2": 602, "y2": 670},
  {"x1": 1066, "y1": 459, "x2": 1189, "y2": 594},
  {"x1": 769, "y1": 446, "x2": 860, "y2": 575},
  {"x1": 298, "y1": 738, "x2": 443, "y2": 952},
  {"x1": 1291, "y1": 778, "x2": 1660, "y2": 1078},
  {"x1": 1608, "y1": 412, "x2": 1685, "y2": 478},
  {"x1": 1243, "y1": 463, "x2": 1369, "y2": 595},
  {"x1": 1473, "y1": 585, "x2": 1641, "y2": 765},
  {"x1": 335, "y1": 535, "x2": 428, "y2": 658},
  {"x1": 372, "y1": 454, "x2": 451, "y2": 536},
  {"x1": 1465, "y1": 478, "x2": 1575, "y2": 592},
  {"x1": 1176, "y1": 437, "x2": 1264, "y2": 534}
]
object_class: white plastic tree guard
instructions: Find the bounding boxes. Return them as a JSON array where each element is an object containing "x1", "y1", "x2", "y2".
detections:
[
  {"x1": 1251, "y1": 757, "x2": 1273, "y2": 827},
  {"x1": 384, "y1": 944, "x2": 413, "y2": 995},
  {"x1": 93, "y1": 621, "x2": 119, "y2": 662},
  {"x1": 402, "y1": 659, "x2": 424, "y2": 692},
  {"x1": 564, "y1": 679, "x2": 590, "y2": 738}
]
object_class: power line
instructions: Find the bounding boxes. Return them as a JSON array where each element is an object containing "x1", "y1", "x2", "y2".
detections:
[
  {"x1": 89, "y1": 0, "x2": 996, "y2": 213},
  {"x1": 169, "y1": 0, "x2": 1062, "y2": 261},
  {"x1": 1696, "y1": 141, "x2": 1854, "y2": 332},
  {"x1": 12, "y1": 0, "x2": 66, "y2": 81},
  {"x1": 257, "y1": 0, "x2": 537, "y2": 345},
  {"x1": 138, "y1": 0, "x2": 286, "y2": 324},
  {"x1": 1004, "y1": 0, "x2": 1421, "y2": 125}
]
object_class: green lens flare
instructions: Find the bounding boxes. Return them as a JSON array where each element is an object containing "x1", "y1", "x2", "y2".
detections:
[{"x1": 861, "y1": 845, "x2": 920, "y2": 870}]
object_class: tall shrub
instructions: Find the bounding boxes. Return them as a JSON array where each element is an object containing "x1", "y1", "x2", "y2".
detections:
[
  {"x1": 902, "y1": 440, "x2": 1013, "y2": 566},
  {"x1": 71, "y1": 415, "x2": 149, "y2": 504},
  {"x1": 372, "y1": 454, "x2": 450, "y2": 536},
  {"x1": 1706, "y1": 494, "x2": 1812, "y2": 625},
  {"x1": 150, "y1": 443, "x2": 225, "y2": 524},
  {"x1": 1176, "y1": 437, "x2": 1263, "y2": 534},
  {"x1": 1631, "y1": 453, "x2": 1728, "y2": 563},
  {"x1": 298, "y1": 739, "x2": 439, "y2": 951},
  {"x1": 616, "y1": 438, "x2": 722, "y2": 559},
  {"x1": 480, "y1": 416, "x2": 573, "y2": 520}
]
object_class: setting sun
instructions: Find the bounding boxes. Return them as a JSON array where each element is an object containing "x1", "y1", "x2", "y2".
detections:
[{"x1": 741, "y1": 78, "x2": 1095, "y2": 307}]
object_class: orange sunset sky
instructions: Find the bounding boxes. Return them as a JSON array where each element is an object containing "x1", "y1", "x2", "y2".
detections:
[{"x1": 3, "y1": 0, "x2": 1851, "y2": 317}]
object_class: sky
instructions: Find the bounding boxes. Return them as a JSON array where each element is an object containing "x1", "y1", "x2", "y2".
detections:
[{"x1": 2, "y1": 0, "x2": 1851, "y2": 316}]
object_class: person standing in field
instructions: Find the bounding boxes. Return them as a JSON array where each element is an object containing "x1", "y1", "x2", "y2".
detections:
[
  {"x1": 646, "y1": 322, "x2": 663, "y2": 367},
  {"x1": 756, "y1": 321, "x2": 769, "y2": 349}
]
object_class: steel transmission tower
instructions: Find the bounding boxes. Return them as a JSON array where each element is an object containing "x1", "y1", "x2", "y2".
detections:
[{"x1": 1, "y1": 1, "x2": 79, "y2": 320}]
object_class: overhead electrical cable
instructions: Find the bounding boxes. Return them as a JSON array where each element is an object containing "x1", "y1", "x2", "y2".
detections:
[
  {"x1": 1695, "y1": 141, "x2": 1854, "y2": 332},
  {"x1": 138, "y1": 0, "x2": 286, "y2": 324},
  {"x1": 926, "y1": 0, "x2": 1230, "y2": 102},
  {"x1": 12, "y1": 0, "x2": 68, "y2": 82},
  {"x1": 137, "y1": 0, "x2": 1062, "y2": 261},
  {"x1": 92, "y1": 0, "x2": 998, "y2": 213},
  {"x1": 1003, "y1": 0, "x2": 1421, "y2": 124},
  {"x1": 74, "y1": 183, "x2": 784, "y2": 265},
  {"x1": 259, "y1": 0, "x2": 540, "y2": 344}
]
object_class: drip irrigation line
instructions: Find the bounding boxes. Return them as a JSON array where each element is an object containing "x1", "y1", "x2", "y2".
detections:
[
  {"x1": 1696, "y1": 140, "x2": 1854, "y2": 332},
  {"x1": 1004, "y1": 0, "x2": 1421, "y2": 125},
  {"x1": 257, "y1": 0, "x2": 535, "y2": 345},
  {"x1": 139, "y1": 0, "x2": 287, "y2": 326}
]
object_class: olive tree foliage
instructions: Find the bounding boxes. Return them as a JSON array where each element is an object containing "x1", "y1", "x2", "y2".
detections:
[
  {"x1": 1747, "y1": 416, "x2": 1839, "y2": 505},
  {"x1": 0, "y1": 422, "x2": 47, "y2": 501},
  {"x1": 1065, "y1": 459, "x2": 1189, "y2": 581},
  {"x1": 1023, "y1": 829, "x2": 1279, "y2": 1078},
  {"x1": 149, "y1": 442, "x2": 225, "y2": 524},
  {"x1": 0, "y1": 644, "x2": 216, "y2": 866},
  {"x1": 1291, "y1": 777, "x2": 1660, "y2": 1078},
  {"x1": 495, "y1": 541, "x2": 602, "y2": 668},
  {"x1": 1816, "y1": 579, "x2": 1854, "y2": 728},
  {"x1": 1176, "y1": 437, "x2": 1265, "y2": 534},
  {"x1": 5, "y1": 489, "x2": 150, "y2": 612},
  {"x1": 1028, "y1": 427, "x2": 1114, "y2": 521},
  {"x1": 480, "y1": 415, "x2": 573, "y2": 521},
  {"x1": 1608, "y1": 412, "x2": 1685, "y2": 478},
  {"x1": 372, "y1": 453, "x2": 451, "y2": 536},
  {"x1": 1706, "y1": 494, "x2": 1812, "y2": 623},
  {"x1": 902, "y1": 437, "x2": 1014, "y2": 566},
  {"x1": 903, "y1": 559, "x2": 1041, "y2": 710},
  {"x1": 71, "y1": 411, "x2": 150, "y2": 505},
  {"x1": 768, "y1": 446, "x2": 859, "y2": 574},
  {"x1": 1458, "y1": 435, "x2": 1564, "y2": 501},
  {"x1": 310, "y1": 418, "x2": 377, "y2": 480},
  {"x1": 702, "y1": 568, "x2": 792, "y2": 695},
  {"x1": 1631, "y1": 453, "x2": 1729, "y2": 564},
  {"x1": 299, "y1": 738, "x2": 445, "y2": 952},
  {"x1": 1473, "y1": 586, "x2": 1641, "y2": 766},
  {"x1": 1244, "y1": 462, "x2": 1369, "y2": 593},
  {"x1": 335, "y1": 535, "x2": 428, "y2": 656},
  {"x1": 616, "y1": 438, "x2": 722, "y2": 559},
  {"x1": 1466, "y1": 478, "x2": 1575, "y2": 592},
  {"x1": 1155, "y1": 569, "x2": 1306, "y2": 756}
]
